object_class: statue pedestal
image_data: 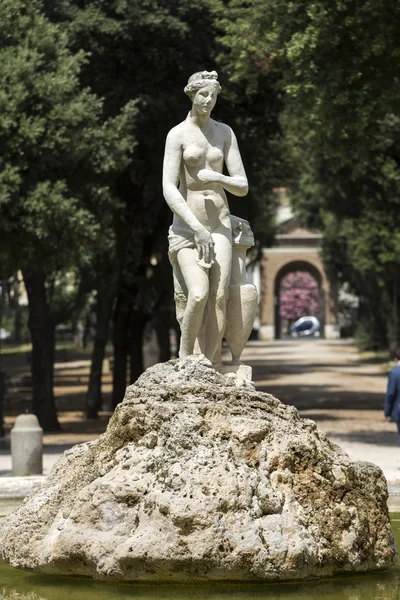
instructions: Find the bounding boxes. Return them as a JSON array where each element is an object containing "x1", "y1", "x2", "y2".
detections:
[{"x1": 1, "y1": 356, "x2": 395, "y2": 582}]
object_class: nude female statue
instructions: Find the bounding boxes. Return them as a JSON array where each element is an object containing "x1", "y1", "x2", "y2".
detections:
[{"x1": 162, "y1": 71, "x2": 249, "y2": 369}]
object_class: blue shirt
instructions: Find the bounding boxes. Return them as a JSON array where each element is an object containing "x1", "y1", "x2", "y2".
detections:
[{"x1": 384, "y1": 364, "x2": 400, "y2": 422}]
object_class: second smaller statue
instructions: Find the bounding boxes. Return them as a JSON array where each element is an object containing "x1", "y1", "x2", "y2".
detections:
[{"x1": 162, "y1": 70, "x2": 258, "y2": 377}]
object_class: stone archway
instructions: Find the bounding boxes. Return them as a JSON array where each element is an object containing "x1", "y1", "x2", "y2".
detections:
[
  {"x1": 273, "y1": 260, "x2": 324, "y2": 339},
  {"x1": 258, "y1": 211, "x2": 338, "y2": 340}
]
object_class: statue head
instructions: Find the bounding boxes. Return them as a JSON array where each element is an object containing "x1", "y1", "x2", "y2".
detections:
[{"x1": 184, "y1": 71, "x2": 222, "y2": 101}]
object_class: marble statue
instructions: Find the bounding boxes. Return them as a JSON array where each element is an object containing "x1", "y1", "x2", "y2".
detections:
[{"x1": 162, "y1": 70, "x2": 258, "y2": 373}]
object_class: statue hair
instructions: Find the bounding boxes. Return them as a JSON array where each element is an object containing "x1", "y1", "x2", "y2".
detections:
[{"x1": 184, "y1": 71, "x2": 222, "y2": 100}]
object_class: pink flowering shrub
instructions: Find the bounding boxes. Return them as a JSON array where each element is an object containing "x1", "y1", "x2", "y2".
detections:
[{"x1": 279, "y1": 271, "x2": 319, "y2": 321}]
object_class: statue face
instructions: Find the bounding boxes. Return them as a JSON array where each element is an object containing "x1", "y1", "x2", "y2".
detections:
[{"x1": 193, "y1": 83, "x2": 218, "y2": 115}]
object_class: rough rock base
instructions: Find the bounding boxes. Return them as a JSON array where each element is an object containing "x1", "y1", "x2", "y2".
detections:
[{"x1": 0, "y1": 356, "x2": 396, "y2": 582}]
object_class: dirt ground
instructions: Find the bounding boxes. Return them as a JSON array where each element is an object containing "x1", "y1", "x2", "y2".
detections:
[
  {"x1": 1, "y1": 350, "x2": 113, "y2": 445},
  {"x1": 244, "y1": 339, "x2": 392, "y2": 443}
]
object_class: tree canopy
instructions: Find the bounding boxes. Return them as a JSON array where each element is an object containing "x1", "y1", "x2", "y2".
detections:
[
  {"x1": 0, "y1": 0, "x2": 137, "y2": 277},
  {"x1": 215, "y1": 0, "x2": 400, "y2": 348},
  {"x1": 0, "y1": 0, "x2": 136, "y2": 428}
]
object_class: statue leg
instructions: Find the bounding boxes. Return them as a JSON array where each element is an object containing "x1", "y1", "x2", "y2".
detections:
[
  {"x1": 172, "y1": 269, "x2": 187, "y2": 329},
  {"x1": 204, "y1": 232, "x2": 232, "y2": 367},
  {"x1": 176, "y1": 248, "x2": 209, "y2": 357}
]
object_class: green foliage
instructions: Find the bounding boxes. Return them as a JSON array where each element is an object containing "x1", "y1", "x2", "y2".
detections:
[
  {"x1": 215, "y1": 0, "x2": 400, "y2": 349},
  {"x1": 355, "y1": 320, "x2": 380, "y2": 353},
  {"x1": 0, "y1": 0, "x2": 137, "y2": 277},
  {"x1": 46, "y1": 0, "x2": 286, "y2": 263},
  {"x1": 212, "y1": 0, "x2": 292, "y2": 246},
  {"x1": 0, "y1": 304, "x2": 29, "y2": 343},
  {"x1": 41, "y1": 0, "x2": 220, "y2": 302}
]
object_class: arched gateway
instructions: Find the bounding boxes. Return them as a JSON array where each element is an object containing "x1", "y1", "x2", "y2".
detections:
[{"x1": 258, "y1": 201, "x2": 339, "y2": 340}]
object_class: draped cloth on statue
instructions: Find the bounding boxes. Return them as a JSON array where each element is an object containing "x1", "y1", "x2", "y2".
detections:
[
  {"x1": 168, "y1": 215, "x2": 254, "y2": 269},
  {"x1": 168, "y1": 224, "x2": 214, "y2": 271}
]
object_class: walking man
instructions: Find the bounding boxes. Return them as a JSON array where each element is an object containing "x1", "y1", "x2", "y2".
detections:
[{"x1": 384, "y1": 349, "x2": 400, "y2": 444}]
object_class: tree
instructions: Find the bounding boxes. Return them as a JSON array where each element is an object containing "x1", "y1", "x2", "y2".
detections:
[
  {"x1": 0, "y1": 0, "x2": 136, "y2": 429},
  {"x1": 214, "y1": 0, "x2": 400, "y2": 349},
  {"x1": 40, "y1": 0, "x2": 220, "y2": 408},
  {"x1": 280, "y1": 271, "x2": 319, "y2": 324}
]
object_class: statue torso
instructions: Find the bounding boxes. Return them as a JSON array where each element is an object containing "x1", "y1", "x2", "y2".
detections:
[{"x1": 173, "y1": 118, "x2": 231, "y2": 234}]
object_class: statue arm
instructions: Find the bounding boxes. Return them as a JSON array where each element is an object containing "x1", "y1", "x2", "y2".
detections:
[
  {"x1": 162, "y1": 129, "x2": 205, "y2": 234},
  {"x1": 197, "y1": 126, "x2": 248, "y2": 197}
]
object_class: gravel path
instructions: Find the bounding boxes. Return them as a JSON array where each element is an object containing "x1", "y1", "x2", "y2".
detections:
[{"x1": 241, "y1": 339, "x2": 400, "y2": 485}]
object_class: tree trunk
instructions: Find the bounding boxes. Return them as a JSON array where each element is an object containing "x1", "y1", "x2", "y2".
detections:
[
  {"x1": 111, "y1": 293, "x2": 131, "y2": 409},
  {"x1": 0, "y1": 372, "x2": 4, "y2": 438},
  {"x1": 12, "y1": 274, "x2": 23, "y2": 344},
  {"x1": 14, "y1": 304, "x2": 22, "y2": 344},
  {"x1": 83, "y1": 312, "x2": 92, "y2": 349},
  {"x1": 85, "y1": 298, "x2": 109, "y2": 418},
  {"x1": 130, "y1": 310, "x2": 147, "y2": 384},
  {"x1": 0, "y1": 283, "x2": 5, "y2": 437},
  {"x1": 390, "y1": 266, "x2": 399, "y2": 352},
  {"x1": 153, "y1": 310, "x2": 171, "y2": 363},
  {"x1": 23, "y1": 271, "x2": 60, "y2": 431}
]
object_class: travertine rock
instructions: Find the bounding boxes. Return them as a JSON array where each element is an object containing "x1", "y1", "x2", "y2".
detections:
[{"x1": 0, "y1": 356, "x2": 396, "y2": 582}]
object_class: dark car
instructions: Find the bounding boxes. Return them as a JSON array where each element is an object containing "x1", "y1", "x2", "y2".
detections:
[{"x1": 290, "y1": 316, "x2": 320, "y2": 338}]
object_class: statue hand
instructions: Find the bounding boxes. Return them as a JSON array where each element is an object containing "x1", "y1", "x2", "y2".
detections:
[
  {"x1": 197, "y1": 169, "x2": 220, "y2": 185},
  {"x1": 194, "y1": 229, "x2": 214, "y2": 265}
]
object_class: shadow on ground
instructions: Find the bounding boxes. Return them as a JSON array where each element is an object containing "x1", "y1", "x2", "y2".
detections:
[
  {"x1": 298, "y1": 412, "x2": 340, "y2": 422},
  {"x1": 328, "y1": 429, "x2": 399, "y2": 448},
  {"x1": 252, "y1": 362, "x2": 384, "y2": 376},
  {"x1": 256, "y1": 383, "x2": 383, "y2": 411}
]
